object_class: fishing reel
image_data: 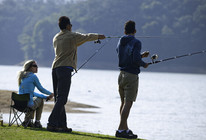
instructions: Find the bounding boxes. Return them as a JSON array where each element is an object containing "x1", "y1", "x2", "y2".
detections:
[
  {"x1": 151, "y1": 54, "x2": 158, "y2": 63},
  {"x1": 94, "y1": 39, "x2": 101, "y2": 44}
]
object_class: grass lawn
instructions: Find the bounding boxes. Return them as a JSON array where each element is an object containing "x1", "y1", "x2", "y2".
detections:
[{"x1": 0, "y1": 124, "x2": 145, "y2": 140}]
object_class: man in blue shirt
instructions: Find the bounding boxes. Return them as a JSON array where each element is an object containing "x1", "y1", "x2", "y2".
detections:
[{"x1": 116, "y1": 20, "x2": 149, "y2": 139}]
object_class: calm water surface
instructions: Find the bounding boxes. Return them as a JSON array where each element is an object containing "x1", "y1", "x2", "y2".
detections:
[{"x1": 0, "y1": 65, "x2": 206, "y2": 140}]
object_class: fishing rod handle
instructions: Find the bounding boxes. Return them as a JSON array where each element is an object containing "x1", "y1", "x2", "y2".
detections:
[{"x1": 148, "y1": 61, "x2": 161, "y2": 65}]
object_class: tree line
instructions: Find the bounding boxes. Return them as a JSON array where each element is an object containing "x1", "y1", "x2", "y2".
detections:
[{"x1": 0, "y1": 0, "x2": 206, "y2": 73}]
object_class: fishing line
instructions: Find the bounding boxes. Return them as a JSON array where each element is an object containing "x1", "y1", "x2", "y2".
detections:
[
  {"x1": 106, "y1": 35, "x2": 180, "y2": 39},
  {"x1": 149, "y1": 50, "x2": 206, "y2": 65},
  {"x1": 72, "y1": 38, "x2": 112, "y2": 76},
  {"x1": 71, "y1": 36, "x2": 203, "y2": 75}
]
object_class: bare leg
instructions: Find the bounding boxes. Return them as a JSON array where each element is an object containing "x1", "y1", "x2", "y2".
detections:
[{"x1": 118, "y1": 101, "x2": 133, "y2": 130}]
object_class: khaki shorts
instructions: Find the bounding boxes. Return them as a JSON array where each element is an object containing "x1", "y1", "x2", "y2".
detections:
[
  {"x1": 118, "y1": 71, "x2": 139, "y2": 102},
  {"x1": 25, "y1": 97, "x2": 44, "y2": 121}
]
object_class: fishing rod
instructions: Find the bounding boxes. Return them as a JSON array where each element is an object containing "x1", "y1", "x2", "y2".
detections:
[
  {"x1": 72, "y1": 36, "x2": 203, "y2": 76},
  {"x1": 148, "y1": 50, "x2": 206, "y2": 65},
  {"x1": 72, "y1": 38, "x2": 112, "y2": 76},
  {"x1": 72, "y1": 36, "x2": 158, "y2": 76}
]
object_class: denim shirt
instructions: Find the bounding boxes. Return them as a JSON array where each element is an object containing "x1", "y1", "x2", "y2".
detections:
[{"x1": 18, "y1": 72, "x2": 52, "y2": 107}]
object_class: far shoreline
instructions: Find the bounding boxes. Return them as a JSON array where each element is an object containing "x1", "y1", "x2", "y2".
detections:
[{"x1": 0, "y1": 64, "x2": 206, "y2": 74}]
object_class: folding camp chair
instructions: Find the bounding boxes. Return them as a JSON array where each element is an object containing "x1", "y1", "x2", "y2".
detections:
[{"x1": 9, "y1": 92, "x2": 31, "y2": 128}]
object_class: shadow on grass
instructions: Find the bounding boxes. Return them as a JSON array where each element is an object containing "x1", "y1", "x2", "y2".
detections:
[
  {"x1": 28, "y1": 127, "x2": 144, "y2": 140},
  {"x1": 29, "y1": 127, "x2": 121, "y2": 140},
  {"x1": 3, "y1": 124, "x2": 145, "y2": 140}
]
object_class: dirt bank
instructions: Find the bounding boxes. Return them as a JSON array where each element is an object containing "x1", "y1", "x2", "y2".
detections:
[{"x1": 0, "y1": 90, "x2": 99, "y2": 114}]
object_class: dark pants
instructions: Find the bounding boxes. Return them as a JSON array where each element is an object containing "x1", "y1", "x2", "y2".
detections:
[{"x1": 48, "y1": 67, "x2": 72, "y2": 128}]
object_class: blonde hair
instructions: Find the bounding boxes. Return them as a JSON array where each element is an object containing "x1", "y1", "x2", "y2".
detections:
[{"x1": 17, "y1": 60, "x2": 35, "y2": 86}]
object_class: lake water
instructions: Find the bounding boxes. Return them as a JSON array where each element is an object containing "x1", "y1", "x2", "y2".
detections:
[{"x1": 0, "y1": 65, "x2": 206, "y2": 140}]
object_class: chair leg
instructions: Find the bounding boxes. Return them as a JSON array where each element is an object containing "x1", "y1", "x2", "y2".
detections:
[
  {"x1": 9, "y1": 106, "x2": 12, "y2": 126},
  {"x1": 9, "y1": 107, "x2": 33, "y2": 128},
  {"x1": 9, "y1": 100, "x2": 13, "y2": 126},
  {"x1": 9, "y1": 108, "x2": 24, "y2": 127},
  {"x1": 9, "y1": 108, "x2": 16, "y2": 126},
  {"x1": 23, "y1": 108, "x2": 33, "y2": 128},
  {"x1": 14, "y1": 111, "x2": 24, "y2": 127},
  {"x1": 24, "y1": 121, "x2": 30, "y2": 128},
  {"x1": 9, "y1": 109, "x2": 18, "y2": 126}
]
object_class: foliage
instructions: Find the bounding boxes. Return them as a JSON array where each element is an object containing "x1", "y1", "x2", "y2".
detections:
[{"x1": 0, "y1": 0, "x2": 205, "y2": 72}]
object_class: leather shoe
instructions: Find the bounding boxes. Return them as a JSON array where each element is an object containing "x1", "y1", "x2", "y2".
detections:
[
  {"x1": 57, "y1": 127, "x2": 72, "y2": 133},
  {"x1": 47, "y1": 125, "x2": 72, "y2": 133}
]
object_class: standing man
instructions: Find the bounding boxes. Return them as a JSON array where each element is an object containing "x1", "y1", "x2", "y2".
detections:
[
  {"x1": 47, "y1": 16, "x2": 105, "y2": 132},
  {"x1": 116, "y1": 20, "x2": 149, "y2": 139}
]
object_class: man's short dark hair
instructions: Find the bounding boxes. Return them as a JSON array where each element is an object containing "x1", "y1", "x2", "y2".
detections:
[
  {"x1": 124, "y1": 20, "x2": 136, "y2": 34},
  {"x1": 58, "y1": 16, "x2": 71, "y2": 30}
]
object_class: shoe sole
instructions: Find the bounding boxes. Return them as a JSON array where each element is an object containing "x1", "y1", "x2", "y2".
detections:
[
  {"x1": 47, "y1": 127, "x2": 72, "y2": 133},
  {"x1": 116, "y1": 134, "x2": 137, "y2": 139}
]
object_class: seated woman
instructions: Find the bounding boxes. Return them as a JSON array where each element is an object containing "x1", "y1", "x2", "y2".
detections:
[{"x1": 17, "y1": 60, "x2": 54, "y2": 128}]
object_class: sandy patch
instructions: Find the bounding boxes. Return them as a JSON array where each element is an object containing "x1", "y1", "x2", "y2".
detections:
[{"x1": 0, "y1": 90, "x2": 99, "y2": 114}]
